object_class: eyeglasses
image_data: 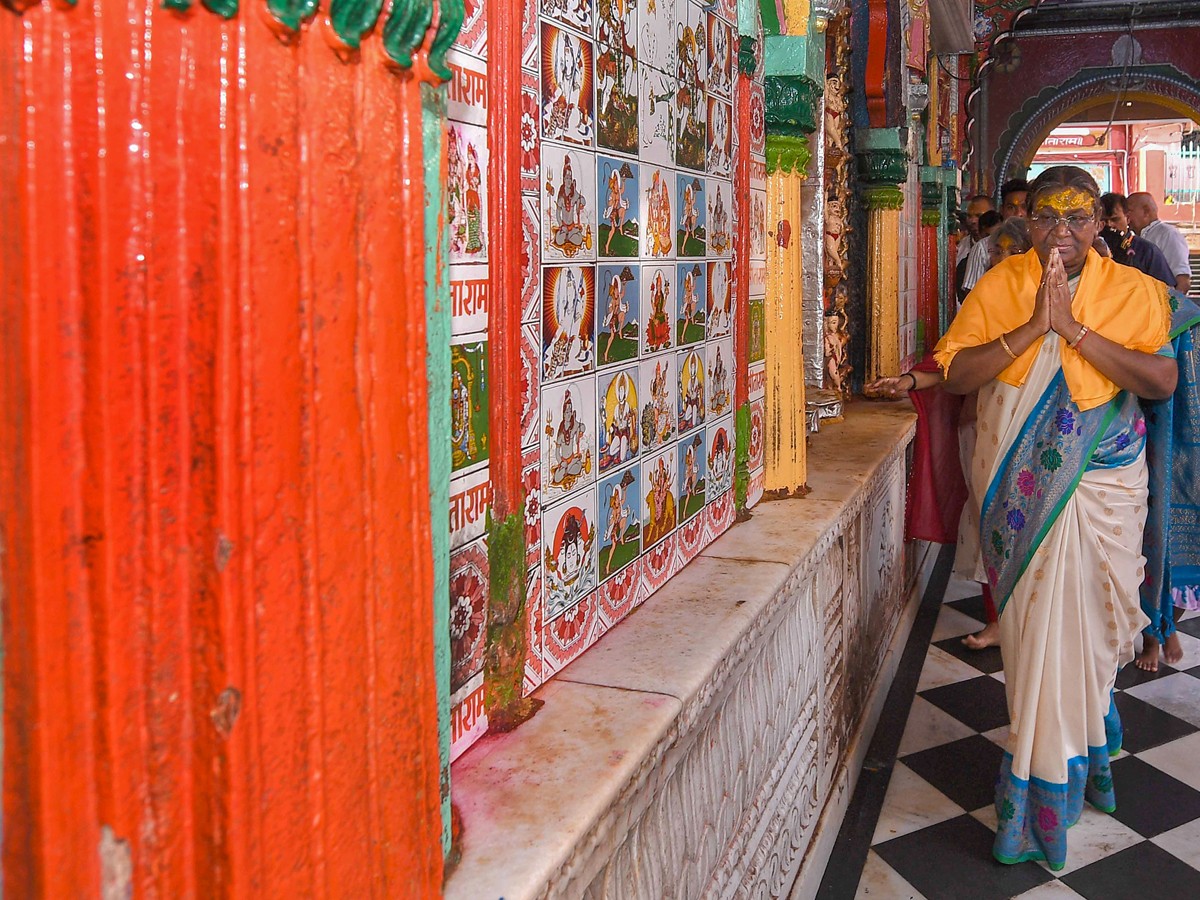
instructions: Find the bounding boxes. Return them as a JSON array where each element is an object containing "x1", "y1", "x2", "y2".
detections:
[{"x1": 1030, "y1": 213, "x2": 1095, "y2": 233}]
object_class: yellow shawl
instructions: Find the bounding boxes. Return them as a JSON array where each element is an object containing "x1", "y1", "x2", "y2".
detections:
[{"x1": 934, "y1": 248, "x2": 1171, "y2": 411}]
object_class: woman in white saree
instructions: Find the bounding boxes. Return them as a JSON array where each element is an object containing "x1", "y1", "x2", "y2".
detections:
[{"x1": 935, "y1": 166, "x2": 1177, "y2": 870}]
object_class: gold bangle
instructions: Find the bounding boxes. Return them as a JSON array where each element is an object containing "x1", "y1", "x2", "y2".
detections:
[
  {"x1": 998, "y1": 332, "x2": 1018, "y2": 361},
  {"x1": 1068, "y1": 323, "x2": 1090, "y2": 349}
]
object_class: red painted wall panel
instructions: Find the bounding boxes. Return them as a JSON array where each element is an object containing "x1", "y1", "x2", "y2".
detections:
[{"x1": 1, "y1": 4, "x2": 443, "y2": 896}]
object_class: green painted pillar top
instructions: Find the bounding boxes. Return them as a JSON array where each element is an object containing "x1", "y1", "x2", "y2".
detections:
[{"x1": 855, "y1": 127, "x2": 909, "y2": 186}]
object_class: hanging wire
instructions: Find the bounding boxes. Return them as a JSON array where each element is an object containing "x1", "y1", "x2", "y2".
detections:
[{"x1": 1097, "y1": 3, "x2": 1143, "y2": 145}]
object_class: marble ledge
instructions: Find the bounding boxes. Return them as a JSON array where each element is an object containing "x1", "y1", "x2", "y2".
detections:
[{"x1": 445, "y1": 401, "x2": 917, "y2": 900}]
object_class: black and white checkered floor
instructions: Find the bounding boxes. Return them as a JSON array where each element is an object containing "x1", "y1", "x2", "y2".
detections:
[{"x1": 818, "y1": 549, "x2": 1200, "y2": 900}]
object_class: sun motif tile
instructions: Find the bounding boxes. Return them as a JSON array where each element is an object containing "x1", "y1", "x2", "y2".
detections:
[{"x1": 542, "y1": 264, "x2": 597, "y2": 381}]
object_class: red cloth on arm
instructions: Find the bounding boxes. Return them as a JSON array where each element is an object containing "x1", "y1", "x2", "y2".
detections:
[{"x1": 904, "y1": 354, "x2": 968, "y2": 543}]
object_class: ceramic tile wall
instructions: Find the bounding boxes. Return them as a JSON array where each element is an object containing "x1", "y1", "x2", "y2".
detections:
[
  {"x1": 898, "y1": 159, "x2": 919, "y2": 373},
  {"x1": 448, "y1": 0, "x2": 760, "y2": 761}
]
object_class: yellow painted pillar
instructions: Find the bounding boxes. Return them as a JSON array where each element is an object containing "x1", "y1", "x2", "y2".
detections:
[
  {"x1": 765, "y1": 134, "x2": 809, "y2": 494},
  {"x1": 863, "y1": 185, "x2": 904, "y2": 381}
]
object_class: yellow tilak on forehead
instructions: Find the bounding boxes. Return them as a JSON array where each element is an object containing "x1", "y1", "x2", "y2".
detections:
[{"x1": 1034, "y1": 187, "x2": 1096, "y2": 216}]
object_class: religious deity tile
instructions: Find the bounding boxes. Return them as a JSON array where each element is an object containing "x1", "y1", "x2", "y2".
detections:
[
  {"x1": 596, "y1": 263, "x2": 640, "y2": 367},
  {"x1": 542, "y1": 143, "x2": 597, "y2": 262},
  {"x1": 706, "y1": 414, "x2": 734, "y2": 500},
  {"x1": 598, "y1": 463, "x2": 642, "y2": 582},
  {"x1": 706, "y1": 178, "x2": 732, "y2": 257},
  {"x1": 640, "y1": 445, "x2": 679, "y2": 550},
  {"x1": 749, "y1": 188, "x2": 767, "y2": 259},
  {"x1": 447, "y1": 121, "x2": 489, "y2": 265},
  {"x1": 706, "y1": 337, "x2": 733, "y2": 418},
  {"x1": 451, "y1": 264, "x2": 489, "y2": 336},
  {"x1": 451, "y1": 337, "x2": 490, "y2": 474},
  {"x1": 596, "y1": 0, "x2": 639, "y2": 156},
  {"x1": 705, "y1": 12, "x2": 732, "y2": 99},
  {"x1": 521, "y1": 70, "x2": 541, "y2": 192},
  {"x1": 747, "y1": 296, "x2": 765, "y2": 364},
  {"x1": 597, "y1": 365, "x2": 640, "y2": 473},
  {"x1": 639, "y1": 352, "x2": 677, "y2": 452},
  {"x1": 541, "y1": 22, "x2": 595, "y2": 147},
  {"x1": 639, "y1": 165, "x2": 676, "y2": 258},
  {"x1": 446, "y1": 48, "x2": 489, "y2": 127},
  {"x1": 542, "y1": 487, "x2": 600, "y2": 621},
  {"x1": 542, "y1": 374, "x2": 598, "y2": 502},
  {"x1": 677, "y1": 347, "x2": 706, "y2": 434},
  {"x1": 706, "y1": 97, "x2": 732, "y2": 176},
  {"x1": 597, "y1": 155, "x2": 640, "y2": 258},
  {"x1": 541, "y1": 0, "x2": 594, "y2": 35},
  {"x1": 637, "y1": 0, "x2": 676, "y2": 76},
  {"x1": 640, "y1": 263, "x2": 675, "y2": 355},
  {"x1": 677, "y1": 429, "x2": 707, "y2": 524},
  {"x1": 706, "y1": 259, "x2": 732, "y2": 337},
  {"x1": 637, "y1": 65, "x2": 676, "y2": 167},
  {"x1": 449, "y1": 537, "x2": 490, "y2": 695},
  {"x1": 542, "y1": 264, "x2": 597, "y2": 381},
  {"x1": 675, "y1": 261, "x2": 706, "y2": 345},
  {"x1": 676, "y1": 173, "x2": 706, "y2": 257},
  {"x1": 674, "y1": 3, "x2": 707, "y2": 171}
]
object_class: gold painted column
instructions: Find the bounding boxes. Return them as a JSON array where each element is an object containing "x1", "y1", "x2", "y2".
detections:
[
  {"x1": 765, "y1": 134, "x2": 810, "y2": 494},
  {"x1": 863, "y1": 185, "x2": 904, "y2": 380},
  {"x1": 855, "y1": 130, "x2": 909, "y2": 382}
]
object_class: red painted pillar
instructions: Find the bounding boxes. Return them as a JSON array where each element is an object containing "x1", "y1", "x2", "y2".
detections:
[
  {"x1": 1, "y1": 4, "x2": 443, "y2": 895},
  {"x1": 918, "y1": 220, "x2": 940, "y2": 352}
]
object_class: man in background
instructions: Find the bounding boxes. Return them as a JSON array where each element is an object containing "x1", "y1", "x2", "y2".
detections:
[
  {"x1": 1099, "y1": 192, "x2": 1176, "y2": 287},
  {"x1": 1126, "y1": 191, "x2": 1192, "y2": 293},
  {"x1": 957, "y1": 194, "x2": 997, "y2": 266},
  {"x1": 960, "y1": 178, "x2": 1029, "y2": 298}
]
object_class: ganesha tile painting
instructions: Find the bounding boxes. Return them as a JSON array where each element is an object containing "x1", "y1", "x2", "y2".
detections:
[
  {"x1": 677, "y1": 429, "x2": 706, "y2": 524},
  {"x1": 675, "y1": 173, "x2": 706, "y2": 257},
  {"x1": 597, "y1": 365, "x2": 640, "y2": 473},
  {"x1": 542, "y1": 144, "x2": 597, "y2": 262},
  {"x1": 706, "y1": 414, "x2": 734, "y2": 500},
  {"x1": 596, "y1": 263, "x2": 640, "y2": 366},
  {"x1": 706, "y1": 178, "x2": 731, "y2": 256},
  {"x1": 542, "y1": 265, "x2": 596, "y2": 381},
  {"x1": 542, "y1": 488, "x2": 599, "y2": 620},
  {"x1": 596, "y1": 0, "x2": 639, "y2": 155},
  {"x1": 640, "y1": 445, "x2": 678, "y2": 550},
  {"x1": 638, "y1": 165, "x2": 674, "y2": 259},
  {"x1": 706, "y1": 97, "x2": 731, "y2": 176},
  {"x1": 541, "y1": 22, "x2": 595, "y2": 147},
  {"x1": 447, "y1": 121, "x2": 489, "y2": 265},
  {"x1": 675, "y1": 261, "x2": 705, "y2": 346},
  {"x1": 640, "y1": 264, "x2": 674, "y2": 354},
  {"x1": 674, "y1": 4, "x2": 706, "y2": 171},
  {"x1": 676, "y1": 347, "x2": 705, "y2": 434},
  {"x1": 706, "y1": 259, "x2": 732, "y2": 338},
  {"x1": 451, "y1": 338, "x2": 490, "y2": 474},
  {"x1": 598, "y1": 464, "x2": 641, "y2": 582},
  {"x1": 541, "y1": 0, "x2": 593, "y2": 35},
  {"x1": 638, "y1": 352, "x2": 676, "y2": 452},
  {"x1": 706, "y1": 12, "x2": 732, "y2": 99},
  {"x1": 597, "y1": 155, "x2": 639, "y2": 258},
  {"x1": 706, "y1": 337, "x2": 733, "y2": 418},
  {"x1": 541, "y1": 375, "x2": 597, "y2": 502}
]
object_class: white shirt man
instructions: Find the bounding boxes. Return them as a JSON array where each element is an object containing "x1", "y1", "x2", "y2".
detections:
[
  {"x1": 1126, "y1": 192, "x2": 1192, "y2": 293},
  {"x1": 956, "y1": 195, "x2": 996, "y2": 265}
]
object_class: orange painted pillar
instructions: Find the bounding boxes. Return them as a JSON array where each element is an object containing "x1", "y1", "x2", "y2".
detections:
[{"x1": 1, "y1": 3, "x2": 444, "y2": 895}]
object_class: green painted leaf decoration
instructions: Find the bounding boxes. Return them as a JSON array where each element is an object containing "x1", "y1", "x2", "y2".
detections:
[
  {"x1": 330, "y1": 0, "x2": 386, "y2": 49},
  {"x1": 383, "y1": 0, "x2": 434, "y2": 69},
  {"x1": 428, "y1": 0, "x2": 465, "y2": 83},
  {"x1": 266, "y1": 0, "x2": 319, "y2": 32},
  {"x1": 201, "y1": 0, "x2": 239, "y2": 18},
  {"x1": 161, "y1": 0, "x2": 194, "y2": 12}
]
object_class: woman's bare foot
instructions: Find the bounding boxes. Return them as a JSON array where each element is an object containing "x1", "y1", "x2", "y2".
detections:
[
  {"x1": 1135, "y1": 636, "x2": 1161, "y2": 672},
  {"x1": 1163, "y1": 632, "x2": 1184, "y2": 666},
  {"x1": 962, "y1": 621, "x2": 1000, "y2": 650}
]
